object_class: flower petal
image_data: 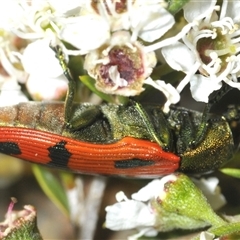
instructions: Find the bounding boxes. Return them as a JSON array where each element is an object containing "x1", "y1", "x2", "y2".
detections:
[
  {"x1": 21, "y1": 39, "x2": 63, "y2": 78},
  {"x1": 26, "y1": 74, "x2": 68, "y2": 101},
  {"x1": 131, "y1": 5, "x2": 175, "y2": 42},
  {"x1": 192, "y1": 177, "x2": 226, "y2": 211},
  {"x1": 105, "y1": 200, "x2": 155, "y2": 230},
  {"x1": 183, "y1": 0, "x2": 217, "y2": 22},
  {"x1": 0, "y1": 78, "x2": 28, "y2": 106},
  {"x1": 132, "y1": 175, "x2": 177, "y2": 202},
  {"x1": 144, "y1": 78, "x2": 180, "y2": 108},
  {"x1": 132, "y1": 179, "x2": 163, "y2": 202},
  {"x1": 190, "y1": 74, "x2": 222, "y2": 102},
  {"x1": 200, "y1": 231, "x2": 215, "y2": 240},
  {"x1": 161, "y1": 42, "x2": 195, "y2": 72},
  {"x1": 222, "y1": 0, "x2": 240, "y2": 22},
  {"x1": 49, "y1": 0, "x2": 83, "y2": 16},
  {"x1": 60, "y1": 15, "x2": 110, "y2": 53}
]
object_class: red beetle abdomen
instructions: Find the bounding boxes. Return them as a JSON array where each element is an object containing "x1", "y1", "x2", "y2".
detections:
[{"x1": 0, "y1": 127, "x2": 180, "y2": 177}]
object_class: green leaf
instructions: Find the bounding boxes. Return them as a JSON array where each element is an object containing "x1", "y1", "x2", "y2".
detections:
[
  {"x1": 167, "y1": 0, "x2": 190, "y2": 15},
  {"x1": 80, "y1": 75, "x2": 114, "y2": 103},
  {"x1": 220, "y1": 168, "x2": 240, "y2": 179},
  {"x1": 32, "y1": 165, "x2": 69, "y2": 217}
]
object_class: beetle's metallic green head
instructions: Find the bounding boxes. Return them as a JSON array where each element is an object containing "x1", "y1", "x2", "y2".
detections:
[{"x1": 179, "y1": 117, "x2": 234, "y2": 174}]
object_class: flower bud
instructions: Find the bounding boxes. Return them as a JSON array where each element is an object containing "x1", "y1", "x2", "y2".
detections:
[
  {"x1": 156, "y1": 173, "x2": 226, "y2": 228},
  {"x1": 0, "y1": 200, "x2": 42, "y2": 239}
]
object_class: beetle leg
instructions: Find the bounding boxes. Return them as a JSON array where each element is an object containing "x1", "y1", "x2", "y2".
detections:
[
  {"x1": 132, "y1": 101, "x2": 169, "y2": 150},
  {"x1": 51, "y1": 45, "x2": 102, "y2": 130},
  {"x1": 188, "y1": 106, "x2": 209, "y2": 148},
  {"x1": 223, "y1": 105, "x2": 240, "y2": 150},
  {"x1": 70, "y1": 104, "x2": 102, "y2": 129},
  {"x1": 190, "y1": 83, "x2": 233, "y2": 147},
  {"x1": 170, "y1": 110, "x2": 195, "y2": 154},
  {"x1": 50, "y1": 45, "x2": 75, "y2": 124},
  {"x1": 180, "y1": 112, "x2": 195, "y2": 152}
]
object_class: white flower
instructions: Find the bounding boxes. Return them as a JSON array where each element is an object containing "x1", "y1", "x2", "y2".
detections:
[
  {"x1": 7, "y1": 0, "x2": 80, "y2": 40},
  {"x1": 105, "y1": 175, "x2": 177, "y2": 240},
  {"x1": 84, "y1": 31, "x2": 157, "y2": 96},
  {"x1": 0, "y1": 0, "x2": 25, "y2": 31},
  {"x1": 60, "y1": 15, "x2": 111, "y2": 55},
  {"x1": 200, "y1": 231, "x2": 216, "y2": 240},
  {"x1": 162, "y1": 0, "x2": 240, "y2": 102},
  {"x1": 125, "y1": 0, "x2": 174, "y2": 42},
  {"x1": 58, "y1": 0, "x2": 179, "y2": 100},
  {"x1": 21, "y1": 39, "x2": 68, "y2": 100},
  {"x1": 192, "y1": 177, "x2": 226, "y2": 211},
  {"x1": 59, "y1": 0, "x2": 174, "y2": 52},
  {"x1": 105, "y1": 174, "x2": 226, "y2": 239},
  {"x1": 144, "y1": 78, "x2": 180, "y2": 112},
  {"x1": 21, "y1": 38, "x2": 63, "y2": 78},
  {"x1": 0, "y1": 31, "x2": 28, "y2": 105},
  {"x1": 131, "y1": 175, "x2": 177, "y2": 202},
  {"x1": 48, "y1": 0, "x2": 82, "y2": 16},
  {"x1": 26, "y1": 74, "x2": 68, "y2": 101},
  {"x1": 0, "y1": 29, "x2": 27, "y2": 83},
  {"x1": 0, "y1": 78, "x2": 28, "y2": 106},
  {"x1": 106, "y1": 194, "x2": 156, "y2": 231},
  {"x1": 105, "y1": 191, "x2": 158, "y2": 240}
]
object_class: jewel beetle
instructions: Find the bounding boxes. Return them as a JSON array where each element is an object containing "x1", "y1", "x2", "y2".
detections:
[{"x1": 0, "y1": 46, "x2": 236, "y2": 178}]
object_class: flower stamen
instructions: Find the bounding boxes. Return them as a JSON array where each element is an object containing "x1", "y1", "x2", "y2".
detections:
[{"x1": 212, "y1": 17, "x2": 237, "y2": 35}]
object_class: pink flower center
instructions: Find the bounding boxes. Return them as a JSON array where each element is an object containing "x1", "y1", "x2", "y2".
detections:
[
  {"x1": 91, "y1": 0, "x2": 129, "y2": 15},
  {"x1": 99, "y1": 46, "x2": 144, "y2": 87}
]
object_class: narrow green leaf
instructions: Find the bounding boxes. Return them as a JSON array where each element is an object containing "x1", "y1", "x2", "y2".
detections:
[
  {"x1": 80, "y1": 75, "x2": 114, "y2": 103},
  {"x1": 167, "y1": 0, "x2": 190, "y2": 15},
  {"x1": 220, "y1": 168, "x2": 240, "y2": 179},
  {"x1": 32, "y1": 165, "x2": 69, "y2": 216}
]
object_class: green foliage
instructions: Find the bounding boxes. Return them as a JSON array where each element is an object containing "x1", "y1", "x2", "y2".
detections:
[
  {"x1": 167, "y1": 0, "x2": 191, "y2": 14},
  {"x1": 32, "y1": 165, "x2": 69, "y2": 217},
  {"x1": 220, "y1": 168, "x2": 240, "y2": 179}
]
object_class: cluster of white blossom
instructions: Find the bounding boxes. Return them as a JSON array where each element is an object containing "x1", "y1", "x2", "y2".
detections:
[
  {"x1": 0, "y1": 1, "x2": 240, "y2": 239},
  {"x1": 0, "y1": 0, "x2": 239, "y2": 110},
  {"x1": 0, "y1": 0, "x2": 73, "y2": 103},
  {"x1": 162, "y1": 0, "x2": 240, "y2": 104}
]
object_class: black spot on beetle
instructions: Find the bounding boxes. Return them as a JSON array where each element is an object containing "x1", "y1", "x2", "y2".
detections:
[
  {"x1": 47, "y1": 141, "x2": 72, "y2": 168},
  {"x1": 114, "y1": 159, "x2": 155, "y2": 169},
  {"x1": 0, "y1": 142, "x2": 21, "y2": 155}
]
